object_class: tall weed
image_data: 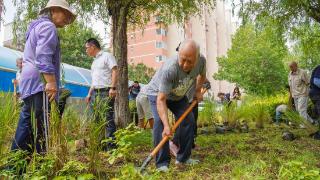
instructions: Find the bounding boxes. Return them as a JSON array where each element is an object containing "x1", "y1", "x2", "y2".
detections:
[
  {"x1": 0, "y1": 92, "x2": 20, "y2": 154},
  {"x1": 198, "y1": 100, "x2": 219, "y2": 127}
]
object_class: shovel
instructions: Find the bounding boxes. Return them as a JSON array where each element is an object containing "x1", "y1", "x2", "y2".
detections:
[{"x1": 140, "y1": 87, "x2": 208, "y2": 173}]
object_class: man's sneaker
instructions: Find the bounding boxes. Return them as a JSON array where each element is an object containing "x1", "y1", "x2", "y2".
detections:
[
  {"x1": 185, "y1": 158, "x2": 200, "y2": 165},
  {"x1": 175, "y1": 158, "x2": 200, "y2": 165},
  {"x1": 157, "y1": 165, "x2": 169, "y2": 172}
]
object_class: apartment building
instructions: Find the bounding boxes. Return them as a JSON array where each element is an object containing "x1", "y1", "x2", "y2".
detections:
[{"x1": 127, "y1": 0, "x2": 237, "y2": 96}]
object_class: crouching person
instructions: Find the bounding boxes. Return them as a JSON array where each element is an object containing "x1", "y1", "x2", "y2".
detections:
[{"x1": 145, "y1": 40, "x2": 206, "y2": 172}]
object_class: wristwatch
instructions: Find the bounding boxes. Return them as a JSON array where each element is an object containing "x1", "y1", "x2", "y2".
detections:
[{"x1": 110, "y1": 87, "x2": 116, "y2": 90}]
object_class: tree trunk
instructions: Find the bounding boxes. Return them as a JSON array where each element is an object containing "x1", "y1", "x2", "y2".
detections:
[{"x1": 111, "y1": 6, "x2": 130, "y2": 127}]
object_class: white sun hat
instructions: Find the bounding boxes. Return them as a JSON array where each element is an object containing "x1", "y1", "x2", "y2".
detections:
[{"x1": 39, "y1": 0, "x2": 76, "y2": 24}]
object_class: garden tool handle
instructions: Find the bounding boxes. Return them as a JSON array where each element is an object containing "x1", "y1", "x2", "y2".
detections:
[
  {"x1": 140, "y1": 88, "x2": 208, "y2": 172},
  {"x1": 150, "y1": 87, "x2": 207, "y2": 157}
]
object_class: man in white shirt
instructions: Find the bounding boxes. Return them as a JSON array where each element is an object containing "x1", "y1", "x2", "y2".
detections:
[
  {"x1": 85, "y1": 38, "x2": 118, "y2": 150},
  {"x1": 288, "y1": 61, "x2": 314, "y2": 124}
]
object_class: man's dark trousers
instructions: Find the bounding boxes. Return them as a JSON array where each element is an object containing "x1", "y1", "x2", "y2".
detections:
[
  {"x1": 90, "y1": 88, "x2": 117, "y2": 147},
  {"x1": 148, "y1": 95, "x2": 195, "y2": 168},
  {"x1": 310, "y1": 94, "x2": 320, "y2": 121}
]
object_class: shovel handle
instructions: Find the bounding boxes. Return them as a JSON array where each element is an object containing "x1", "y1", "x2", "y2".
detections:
[
  {"x1": 140, "y1": 88, "x2": 207, "y2": 172},
  {"x1": 150, "y1": 88, "x2": 207, "y2": 157}
]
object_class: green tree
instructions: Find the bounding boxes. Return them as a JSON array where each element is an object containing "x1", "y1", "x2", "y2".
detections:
[
  {"x1": 237, "y1": 0, "x2": 320, "y2": 25},
  {"x1": 58, "y1": 22, "x2": 102, "y2": 69},
  {"x1": 236, "y1": 0, "x2": 320, "y2": 72},
  {"x1": 13, "y1": 0, "x2": 215, "y2": 126},
  {"x1": 128, "y1": 63, "x2": 155, "y2": 84},
  {"x1": 214, "y1": 23, "x2": 288, "y2": 95},
  {"x1": 290, "y1": 22, "x2": 320, "y2": 71}
]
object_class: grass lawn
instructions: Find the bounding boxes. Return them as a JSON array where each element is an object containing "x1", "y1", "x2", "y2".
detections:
[{"x1": 120, "y1": 125, "x2": 320, "y2": 179}]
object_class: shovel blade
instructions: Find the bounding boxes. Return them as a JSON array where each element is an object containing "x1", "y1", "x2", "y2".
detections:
[{"x1": 140, "y1": 155, "x2": 153, "y2": 173}]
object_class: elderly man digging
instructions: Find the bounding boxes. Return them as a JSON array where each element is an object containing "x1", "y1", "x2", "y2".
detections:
[
  {"x1": 145, "y1": 40, "x2": 206, "y2": 172},
  {"x1": 11, "y1": 0, "x2": 76, "y2": 154}
]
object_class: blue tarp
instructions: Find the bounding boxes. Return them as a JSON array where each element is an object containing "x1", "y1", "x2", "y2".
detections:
[{"x1": 0, "y1": 46, "x2": 91, "y2": 98}]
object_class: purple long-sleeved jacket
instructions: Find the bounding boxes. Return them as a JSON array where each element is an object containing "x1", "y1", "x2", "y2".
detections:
[{"x1": 19, "y1": 16, "x2": 60, "y2": 100}]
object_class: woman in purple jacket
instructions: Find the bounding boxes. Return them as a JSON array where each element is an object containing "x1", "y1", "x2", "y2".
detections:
[{"x1": 11, "y1": 0, "x2": 76, "y2": 154}]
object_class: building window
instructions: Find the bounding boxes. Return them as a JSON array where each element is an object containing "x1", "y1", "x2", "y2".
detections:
[
  {"x1": 155, "y1": 41, "x2": 166, "y2": 49},
  {"x1": 156, "y1": 28, "x2": 167, "y2": 36},
  {"x1": 155, "y1": 55, "x2": 166, "y2": 62}
]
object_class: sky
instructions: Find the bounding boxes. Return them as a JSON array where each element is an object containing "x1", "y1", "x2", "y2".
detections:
[{"x1": 0, "y1": 0, "x2": 240, "y2": 47}]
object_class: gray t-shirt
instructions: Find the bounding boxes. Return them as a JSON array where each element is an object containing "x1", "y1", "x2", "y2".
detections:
[
  {"x1": 145, "y1": 55, "x2": 206, "y2": 101},
  {"x1": 185, "y1": 56, "x2": 206, "y2": 102}
]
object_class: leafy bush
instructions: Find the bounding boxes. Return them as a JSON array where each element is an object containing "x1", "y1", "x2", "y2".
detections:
[
  {"x1": 102, "y1": 123, "x2": 142, "y2": 164},
  {"x1": 238, "y1": 94, "x2": 288, "y2": 128},
  {"x1": 114, "y1": 164, "x2": 144, "y2": 180}
]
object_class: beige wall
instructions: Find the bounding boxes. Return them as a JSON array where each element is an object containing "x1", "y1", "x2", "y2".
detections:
[{"x1": 166, "y1": 24, "x2": 185, "y2": 57}]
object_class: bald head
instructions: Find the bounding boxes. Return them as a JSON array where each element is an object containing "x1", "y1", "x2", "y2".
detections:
[
  {"x1": 289, "y1": 61, "x2": 298, "y2": 72},
  {"x1": 178, "y1": 40, "x2": 199, "y2": 73}
]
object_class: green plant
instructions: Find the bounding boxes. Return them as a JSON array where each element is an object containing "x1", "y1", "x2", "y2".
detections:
[
  {"x1": 24, "y1": 153, "x2": 56, "y2": 179},
  {"x1": 62, "y1": 106, "x2": 81, "y2": 140},
  {"x1": 238, "y1": 95, "x2": 279, "y2": 129},
  {"x1": 284, "y1": 111, "x2": 318, "y2": 133},
  {"x1": 129, "y1": 100, "x2": 138, "y2": 124},
  {"x1": 128, "y1": 63, "x2": 156, "y2": 84},
  {"x1": 49, "y1": 101, "x2": 68, "y2": 170},
  {"x1": 87, "y1": 119, "x2": 106, "y2": 174},
  {"x1": 0, "y1": 92, "x2": 20, "y2": 154},
  {"x1": 102, "y1": 123, "x2": 142, "y2": 164},
  {"x1": 57, "y1": 160, "x2": 88, "y2": 176},
  {"x1": 278, "y1": 161, "x2": 320, "y2": 179},
  {"x1": 220, "y1": 103, "x2": 242, "y2": 129},
  {"x1": 86, "y1": 94, "x2": 111, "y2": 173},
  {"x1": 114, "y1": 164, "x2": 144, "y2": 180},
  {"x1": 0, "y1": 150, "x2": 28, "y2": 178},
  {"x1": 198, "y1": 100, "x2": 218, "y2": 127},
  {"x1": 252, "y1": 103, "x2": 271, "y2": 129}
]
